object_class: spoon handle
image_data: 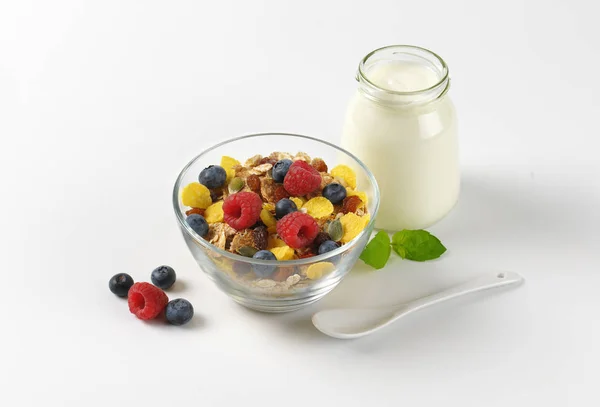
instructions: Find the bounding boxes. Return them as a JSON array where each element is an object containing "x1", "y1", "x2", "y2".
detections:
[{"x1": 397, "y1": 271, "x2": 524, "y2": 317}]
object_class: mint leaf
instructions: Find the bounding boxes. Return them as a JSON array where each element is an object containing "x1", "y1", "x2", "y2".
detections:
[
  {"x1": 359, "y1": 231, "x2": 391, "y2": 269},
  {"x1": 391, "y1": 230, "x2": 446, "y2": 261}
]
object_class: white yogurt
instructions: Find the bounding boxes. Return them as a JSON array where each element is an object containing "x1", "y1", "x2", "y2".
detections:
[{"x1": 341, "y1": 47, "x2": 459, "y2": 230}]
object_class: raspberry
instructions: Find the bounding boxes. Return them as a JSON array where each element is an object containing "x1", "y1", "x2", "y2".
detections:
[
  {"x1": 342, "y1": 195, "x2": 362, "y2": 214},
  {"x1": 246, "y1": 174, "x2": 261, "y2": 193},
  {"x1": 223, "y1": 191, "x2": 263, "y2": 230},
  {"x1": 273, "y1": 185, "x2": 290, "y2": 203},
  {"x1": 185, "y1": 207, "x2": 205, "y2": 216},
  {"x1": 283, "y1": 161, "x2": 321, "y2": 196},
  {"x1": 128, "y1": 282, "x2": 169, "y2": 320},
  {"x1": 276, "y1": 212, "x2": 320, "y2": 249},
  {"x1": 311, "y1": 158, "x2": 328, "y2": 172}
]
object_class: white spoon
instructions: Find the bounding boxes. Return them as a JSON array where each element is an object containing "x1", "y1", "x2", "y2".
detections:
[{"x1": 312, "y1": 271, "x2": 524, "y2": 339}]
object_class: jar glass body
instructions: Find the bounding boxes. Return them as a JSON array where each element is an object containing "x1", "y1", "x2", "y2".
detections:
[{"x1": 340, "y1": 45, "x2": 459, "y2": 231}]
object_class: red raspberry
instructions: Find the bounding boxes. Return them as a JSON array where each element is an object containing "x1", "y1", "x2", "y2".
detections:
[
  {"x1": 283, "y1": 161, "x2": 321, "y2": 196},
  {"x1": 276, "y1": 212, "x2": 320, "y2": 249},
  {"x1": 128, "y1": 282, "x2": 169, "y2": 320},
  {"x1": 223, "y1": 191, "x2": 263, "y2": 230}
]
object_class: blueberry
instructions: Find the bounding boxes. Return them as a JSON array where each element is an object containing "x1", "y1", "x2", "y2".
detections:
[
  {"x1": 252, "y1": 250, "x2": 277, "y2": 277},
  {"x1": 165, "y1": 299, "x2": 194, "y2": 326},
  {"x1": 275, "y1": 198, "x2": 297, "y2": 219},
  {"x1": 322, "y1": 183, "x2": 347, "y2": 205},
  {"x1": 199, "y1": 165, "x2": 227, "y2": 189},
  {"x1": 272, "y1": 159, "x2": 293, "y2": 183},
  {"x1": 108, "y1": 273, "x2": 134, "y2": 297},
  {"x1": 318, "y1": 240, "x2": 340, "y2": 255},
  {"x1": 151, "y1": 265, "x2": 176, "y2": 289},
  {"x1": 186, "y1": 214, "x2": 209, "y2": 236}
]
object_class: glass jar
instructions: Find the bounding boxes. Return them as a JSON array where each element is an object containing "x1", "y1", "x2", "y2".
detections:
[{"x1": 340, "y1": 45, "x2": 459, "y2": 231}]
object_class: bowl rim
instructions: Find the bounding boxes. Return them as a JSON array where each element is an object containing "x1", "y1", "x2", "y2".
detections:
[{"x1": 172, "y1": 132, "x2": 380, "y2": 267}]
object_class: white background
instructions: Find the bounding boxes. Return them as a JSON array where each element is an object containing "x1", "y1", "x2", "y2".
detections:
[{"x1": 1, "y1": 1, "x2": 599, "y2": 406}]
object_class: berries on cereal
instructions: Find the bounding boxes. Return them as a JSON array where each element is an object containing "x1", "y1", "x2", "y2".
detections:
[
  {"x1": 275, "y1": 198, "x2": 297, "y2": 219},
  {"x1": 222, "y1": 191, "x2": 263, "y2": 230},
  {"x1": 276, "y1": 211, "x2": 320, "y2": 249},
  {"x1": 283, "y1": 160, "x2": 321, "y2": 196},
  {"x1": 252, "y1": 250, "x2": 277, "y2": 277},
  {"x1": 323, "y1": 183, "x2": 347, "y2": 204},
  {"x1": 199, "y1": 165, "x2": 227, "y2": 189},
  {"x1": 318, "y1": 240, "x2": 340, "y2": 255},
  {"x1": 186, "y1": 213, "x2": 209, "y2": 237},
  {"x1": 272, "y1": 159, "x2": 293, "y2": 183},
  {"x1": 180, "y1": 151, "x2": 371, "y2": 288}
]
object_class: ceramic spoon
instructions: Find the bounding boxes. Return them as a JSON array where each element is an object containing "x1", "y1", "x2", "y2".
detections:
[{"x1": 312, "y1": 271, "x2": 524, "y2": 339}]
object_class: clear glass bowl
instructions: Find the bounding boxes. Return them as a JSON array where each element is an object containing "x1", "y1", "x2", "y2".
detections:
[{"x1": 172, "y1": 133, "x2": 380, "y2": 312}]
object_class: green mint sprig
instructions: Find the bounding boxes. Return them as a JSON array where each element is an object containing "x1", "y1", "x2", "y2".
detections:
[{"x1": 359, "y1": 229, "x2": 446, "y2": 269}]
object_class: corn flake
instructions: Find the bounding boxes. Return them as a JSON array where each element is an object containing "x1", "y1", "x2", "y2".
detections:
[
  {"x1": 267, "y1": 236, "x2": 287, "y2": 249},
  {"x1": 220, "y1": 156, "x2": 241, "y2": 182},
  {"x1": 339, "y1": 212, "x2": 369, "y2": 243},
  {"x1": 331, "y1": 165, "x2": 357, "y2": 189},
  {"x1": 290, "y1": 197, "x2": 304, "y2": 209},
  {"x1": 181, "y1": 182, "x2": 212, "y2": 209},
  {"x1": 204, "y1": 201, "x2": 224, "y2": 223},
  {"x1": 270, "y1": 246, "x2": 295, "y2": 261},
  {"x1": 260, "y1": 208, "x2": 277, "y2": 228},
  {"x1": 303, "y1": 197, "x2": 334, "y2": 219},
  {"x1": 306, "y1": 262, "x2": 335, "y2": 280}
]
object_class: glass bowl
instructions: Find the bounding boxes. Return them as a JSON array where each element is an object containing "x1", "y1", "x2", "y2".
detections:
[{"x1": 172, "y1": 133, "x2": 380, "y2": 312}]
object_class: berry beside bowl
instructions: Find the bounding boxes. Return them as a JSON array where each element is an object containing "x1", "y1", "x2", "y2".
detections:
[{"x1": 173, "y1": 133, "x2": 380, "y2": 312}]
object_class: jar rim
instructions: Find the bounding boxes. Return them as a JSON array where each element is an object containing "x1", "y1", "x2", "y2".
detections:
[{"x1": 357, "y1": 45, "x2": 449, "y2": 96}]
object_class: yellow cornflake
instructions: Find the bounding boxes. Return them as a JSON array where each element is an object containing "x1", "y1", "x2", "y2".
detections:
[
  {"x1": 346, "y1": 188, "x2": 367, "y2": 207},
  {"x1": 267, "y1": 225, "x2": 277, "y2": 234},
  {"x1": 263, "y1": 202, "x2": 275, "y2": 212},
  {"x1": 290, "y1": 197, "x2": 304, "y2": 209},
  {"x1": 303, "y1": 197, "x2": 334, "y2": 219},
  {"x1": 331, "y1": 165, "x2": 357, "y2": 189},
  {"x1": 181, "y1": 182, "x2": 212, "y2": 209},
  {"x1": 306, "y1": 262, "x2": 335, "y2": 280},
  {"x1": 267, "y1": 236, "x2": 287, "y2": 249},
  {"x1": 270, "y1": 245, "x2": 295, "y2": 261},
  {"x1": 204, "y1": 201, "x2": 224, "y2": 223},
  {"x1": 220, "y1": 156, "x2": 240, "y2": 182},
  {"x1": 260, "y1": 208, "x2": 277, "y2": 228},
  {"x1": 339, "y1": 212, "x2": 369, "y2": 243}
]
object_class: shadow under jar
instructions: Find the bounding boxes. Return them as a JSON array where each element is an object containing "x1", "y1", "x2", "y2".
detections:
[
  {"x1": 340, "y1": 45, "x2": 459, "y2": 231},
  {"x1": 173, "y1": 133, "x2": 380, "y2": 313}
]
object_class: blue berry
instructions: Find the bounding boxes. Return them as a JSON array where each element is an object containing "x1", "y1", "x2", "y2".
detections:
[
  {"x1": 151, "y1": 265, "x2": 176, "y2": 290},
  {"x1": 272, "y1": 159, "x2": 293, "y2": 183},
  {"x1": 109, "y1": 273, "x2": 134, "y2": 297},
  {"x1": 165, "y1": 299, "x2": 194, "y2": 326},
  {"x1": 318, "y1": 240, "x2": 340, "y2": 255},
  {"x1": 275, "y1": 198, "x2": 297, "y2": 219},
  {"x1": 322, "y1": 183, "x2": 347, "y2": 205},
  {"x1": 252, "y1": 250, "x2": 277, "y2": 277},
  {"x1": 199, "y1": 165, "x2": 227, "y2": 189},
  {"x1": 186, "y1": 214, "x2": 209, "y2": 236}
]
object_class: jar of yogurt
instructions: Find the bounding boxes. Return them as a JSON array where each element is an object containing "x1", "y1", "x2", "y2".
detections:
[{"x1": 340, "y1": 45, "x2": 459, "y2": 231}]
